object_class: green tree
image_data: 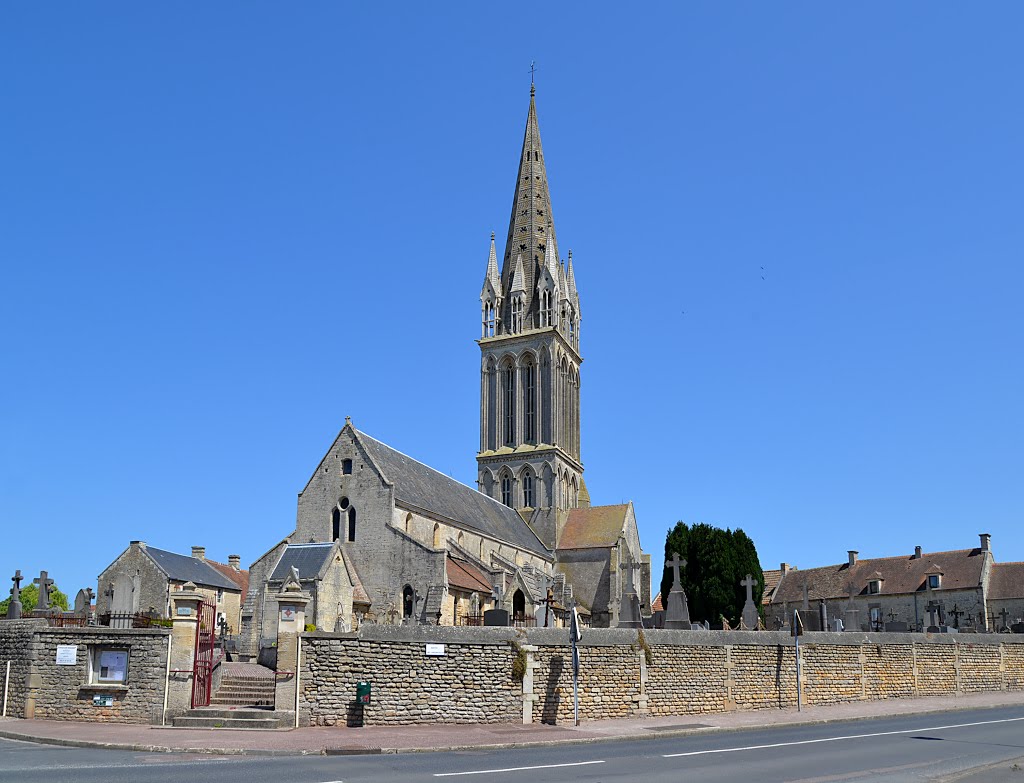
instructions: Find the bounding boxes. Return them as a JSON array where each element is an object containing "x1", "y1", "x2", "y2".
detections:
[
  {"x1": 659, "y1": 522, "x2": 764, "y2": 627},
  {"x1": 0, "y1": 583, "x2": 71, "y2": 615}
]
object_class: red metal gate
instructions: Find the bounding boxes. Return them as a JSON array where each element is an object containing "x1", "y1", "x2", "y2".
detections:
[{"x1": 190, "y1": 600, "x2": 216, "y2": 708}]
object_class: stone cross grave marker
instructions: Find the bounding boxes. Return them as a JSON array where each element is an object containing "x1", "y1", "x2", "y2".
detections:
[
  {"x1": 740, "y1": 574, "x2": 759, "y2": 630},
  {"x1": 998, "y1": 608, "x2": 1010, "y2": 631},
  {"x1": 7, "y1": 570, "x2": 23, "y2": 619},
  {"x1": 33, "y1": 570, "x2": 54, "y2": 612},
  {"x1": 663, "y1": 552, "x2": 691, "y2": 629},
  {"x1": 616, "y1": 561, "x2": 643, "y2": 629},
  {"x1": 926, "y1": 600, "x2": 941, "y2": 630}
]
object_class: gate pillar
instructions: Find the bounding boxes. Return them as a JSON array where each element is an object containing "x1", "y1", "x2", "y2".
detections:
[
  {"x1": 274, "y1": 574, "x2": 311, "y2": 724},
  {"x1": 166, "y1": 582, "x2": 203, "y2": 718}
]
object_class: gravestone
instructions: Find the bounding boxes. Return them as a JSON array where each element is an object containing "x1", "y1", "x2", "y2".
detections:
[
  {"x1": 7, "y1": 570, "x2": 23, "y2": 619},
  {"x1": 818, "y1": 600, "x2": 828, "y2": 633},
  {"x1": 998, "y1": 608, "x2": 1011, "y2": 632},
  {"x1": 886, "y1": 621, "x2": 910, "y2": 632},
  {"x1": 33, "y1": 570, "x2": 54, "y2": 612},
  {"x1": 740, "y1": 574, "x2": 759, "y2": 630},
  {"x1": 616, "y1": 562, "x2": 643, "y2": 629},
  {"x1": 926, "y1": 600, "x2": 942, "y2": 633},
  {"x1": 74, "y1": 589, "x2": 92, "y2": 617},
  {"x1": 663, "y1": 552, "x2": 691, "y2": 629},
  {"x1": 1011, "y1": 623, "x2": 1024, "y2": 634},
  {"x1": 483, "y1": 608, "x2": 509, "y2": 626}
]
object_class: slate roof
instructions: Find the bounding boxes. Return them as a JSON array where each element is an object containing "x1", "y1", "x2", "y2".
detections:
[
  {"x1": 557, "y1": 504, "x2": 629, "y2": 550},
  {"x1": 270, "y1": 543, "x2": 336, "y2": 581},
  {"x1": 446, "y1": 556, "x2": 493, "y2": 593},
  {"x1": 355, "y1": 430, "x2": 550, "y2": 558},
  {"x1": 144, "y1": 547, "x2": 240, "y2": 591},
  {"x1": 771, "y1": 548, "x2": 986, "y2": 604},
  {"x1": 988, "y1": 562, "x2": 1024, "y2": 600}
]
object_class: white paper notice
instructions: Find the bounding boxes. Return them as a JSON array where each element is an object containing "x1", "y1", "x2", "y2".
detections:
[{"x1": 55, "y1": 645, "x2": 78, "y2": 665}]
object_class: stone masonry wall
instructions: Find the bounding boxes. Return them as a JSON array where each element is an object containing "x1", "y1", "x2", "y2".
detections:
[
  {"x1": 300, "y1": 627, "x2": 1024, "y2": 726},
  {"x1": 27, "y1": 626, "x2": 169, "y2": 724},
  {"x1": 0, "y1": 619, "x2": 46, "y2": 718}
]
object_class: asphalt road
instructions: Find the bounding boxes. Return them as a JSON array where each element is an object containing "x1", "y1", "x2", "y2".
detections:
[{"x1": 3, "y1": 706, "x2": 1024, "y2": 783}]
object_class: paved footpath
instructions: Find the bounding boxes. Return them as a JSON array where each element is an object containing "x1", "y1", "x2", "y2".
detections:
[{"x1": 2, "y1": 691, "x2": 1024, "y2": 756}]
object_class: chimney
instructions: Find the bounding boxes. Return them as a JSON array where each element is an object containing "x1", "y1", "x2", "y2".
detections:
[
  {"x1": 780, "y1": 563, "x2": 790, "y2": 575},
  {"x1": 979, "y1": 533, "x2": 991, "y2": 553},
  {"x1": 130, "y1": 540, "x2": 146, "y2": 549},
  {"x1": 191, "y1": 546, "x2": 206, "y2": 561},
  {"x1": 848, "y1": 550, "x2": 858, "y2": 567},
  {"x1": 914, "y1": 546, "x2": 922, "y2": 559},
  {"x1": 228, "y1": 554, "x2": 241, "y2": 571}
]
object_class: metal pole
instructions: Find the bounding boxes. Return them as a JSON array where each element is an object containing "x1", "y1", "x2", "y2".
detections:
[
  {"x1": 2, "y1": 660, "x2": 10, "y2": 717},
  {"x1": 794, "y1": 609, "x2": 802, "y2": 713}
]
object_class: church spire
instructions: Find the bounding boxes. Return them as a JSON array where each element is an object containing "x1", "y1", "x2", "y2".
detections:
[{"x1": 499, "y1": 87, "x2": 558, "y2": 330}]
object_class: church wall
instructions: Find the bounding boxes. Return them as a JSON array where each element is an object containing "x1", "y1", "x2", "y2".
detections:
[
  {"x1": 297, "y1": 627, "x2": 1024, "y2": 726},
  {"x1": 240, "y1": 539, "x2": 289, "y2": 659},
  {"x1": 314, "y1": 554, "x2": 355, "y2": 632}
]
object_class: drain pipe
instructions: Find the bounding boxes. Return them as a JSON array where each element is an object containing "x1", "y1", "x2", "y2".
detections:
[
  {"x1": 2, "y1": 660, "x2": 10, "y2": 717},
  {"x1": 161, "y1": 634, "x2": 172, "y2": 725},
  {"x1": 294, "y1": 636, "x2": 302, "y2": 728}
]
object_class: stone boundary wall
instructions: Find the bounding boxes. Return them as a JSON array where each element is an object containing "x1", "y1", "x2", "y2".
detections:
[
  {"x1": 300, "y1": 627, "x2": 1024, "y2": 726},
  {"x1": 0, "y1": 622, "x2": 170, "y2": 724},
  {"x1": 0, "y1": 619, "x2": 46, "y2": 719}
]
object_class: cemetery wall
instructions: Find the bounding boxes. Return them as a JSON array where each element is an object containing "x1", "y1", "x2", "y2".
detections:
[
  {"x1": 0, "y1": 622, "x2": 169, "y2": 724},
  {"x1": 300, "y1": 627, "x2": 1024, "y2": 726},
  {"x1": 0, "y1": 619, "x2": 47, "y2": 719}
]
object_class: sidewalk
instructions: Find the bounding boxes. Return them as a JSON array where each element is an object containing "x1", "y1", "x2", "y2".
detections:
[{"x1": 2, "y1": 691, "x2": 1023, "y2": 756}]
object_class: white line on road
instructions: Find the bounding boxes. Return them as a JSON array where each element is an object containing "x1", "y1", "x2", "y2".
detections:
[
  {"x1": 662, "y1": 715, "x2": 1024, "y2": 758},
  {"x1": 434, "y1": 760, "x2": 606, "y2": 777}
]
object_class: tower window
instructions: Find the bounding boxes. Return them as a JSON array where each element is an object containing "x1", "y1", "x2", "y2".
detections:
[
  {"x1": 523, "y1": 360, "x2": 535, "y2": 443},
  {"x1": 511, "y1": 298, "x2": 523, "y2": 333},
  {"x1": 342, "y1": 458, "x2": 353, "y2": 475},
  {"x1": 348, "y1": 507, "x2": 356, "y2": 542},
  {"x1": 503, "y1": 364, "x2": 515, "y2": 445},
  {"x1": 501, "y1": 473, "x2": 513, "y2": 508},
  {"x1": 523, "y1": 472, "x2": 534, "y2": 508}
]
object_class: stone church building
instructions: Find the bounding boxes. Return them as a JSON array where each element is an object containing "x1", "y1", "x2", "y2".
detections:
[{"x1": 240, "y1": 88, "x2": 649, "y2": 658}]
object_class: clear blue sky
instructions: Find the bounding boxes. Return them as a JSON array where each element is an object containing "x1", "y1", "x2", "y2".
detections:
[{"x1": 2, "y1": 4, "x2": 1022, "y2": 602}]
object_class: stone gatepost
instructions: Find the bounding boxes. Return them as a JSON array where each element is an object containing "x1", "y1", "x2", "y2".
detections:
[
  {"x1": 166, "y1": 582, "x2": 203, "y2": 717},
  {"x1": 274, "y1": 577, "x2": 311, "y2": 724},
  {"x1": 521, "y1": 644, "x2": 538, "y2": 724}
]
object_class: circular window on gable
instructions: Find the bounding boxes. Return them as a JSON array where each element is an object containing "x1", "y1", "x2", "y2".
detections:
[{"x1": 339, "y1": 497, "x2": 350, "y2": 510}]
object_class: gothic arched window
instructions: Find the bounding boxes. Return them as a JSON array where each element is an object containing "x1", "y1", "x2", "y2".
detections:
[
  {"x1": 347, "y1": 507, "x2": 356, "y2": 542},
  {"x1": 402, "y1": 585, "x2": 414, "y2": 618},
  {"x1": 502, "y1": 362, "x2": 516, "y2": 445},
  {"x1": 482, "y1": 301, "x2": 497, "y2": 337},
  {"x1": 511, "y1": 298, "x2": 524, "y2": 333},
  {"x1": 522, "y1": 471, "x2": 534, "y2": 508},
  {"x1": 522, "y1": 357, "x2": 536, "y2": 444},
  {"x1": 500, "y1": 472, "x2": 513, "y2": 508},
  {"x1": 331, "y1": 507, "x2": 342, "y2": 542}
]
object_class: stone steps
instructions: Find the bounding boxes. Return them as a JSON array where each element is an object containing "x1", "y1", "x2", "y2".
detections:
[
  {"x1": 210, "y1": 664, "x2": 276, "y2": 709},
  {"x1": 172, "y1": 707, "x2": 292, "y2": 729}
]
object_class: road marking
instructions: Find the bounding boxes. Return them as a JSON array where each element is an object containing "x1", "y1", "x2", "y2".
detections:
[
  {"x1": 434, "y1": 760, "x2": 605, "y2": 777},
  {"x1": 662, "y1": 716, "x2": 1024, "y2": 758}
]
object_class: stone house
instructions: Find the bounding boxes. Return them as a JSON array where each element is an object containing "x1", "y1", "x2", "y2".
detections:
[
  {"x1": 97, "y1": 542, "x2": 246, "y2": 633},
  {"x1": 987, "y1": 562, "x2": 1024, "y2": 630},
  {"x1": 766, "y1": 534, "x2": 996, "y2": 631}
]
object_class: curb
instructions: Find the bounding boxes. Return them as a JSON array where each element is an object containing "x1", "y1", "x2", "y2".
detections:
[{"x1": 1, "y1": 698, "x2": 1021, "y2": 757}]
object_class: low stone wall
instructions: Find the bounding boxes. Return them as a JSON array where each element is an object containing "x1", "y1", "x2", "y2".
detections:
[
  {"x1": 0, "y1": 621, "x2": 170, "y2": 724},
  {"x1": 0, "y1": 619, "x2": 46, "y2": 718},
  {"x1": 299, "y1": 627, "x2": 1024, "y2": 726}
]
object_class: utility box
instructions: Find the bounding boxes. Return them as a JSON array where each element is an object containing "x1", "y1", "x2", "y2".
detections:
[{"x1": 356, "y1": 681, "x2": 371, "y2": 704}]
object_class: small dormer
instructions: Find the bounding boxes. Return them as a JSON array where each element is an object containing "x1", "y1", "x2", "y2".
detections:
[
  {"x1": 925, "y1": 563, "x2": 944, "y2": 590},
  {"x1": 867, "y1": 571, "x2": 884, "y2": 595}
]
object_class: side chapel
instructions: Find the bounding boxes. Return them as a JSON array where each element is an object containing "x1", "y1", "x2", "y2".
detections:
[{"x1": 240, "y1": 87, "x2": 649, "y2": 659}]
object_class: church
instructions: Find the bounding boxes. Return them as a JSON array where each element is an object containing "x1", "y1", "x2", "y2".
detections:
[{"x1": 240, "y1": 87, "x2": 650, "y2": 659}]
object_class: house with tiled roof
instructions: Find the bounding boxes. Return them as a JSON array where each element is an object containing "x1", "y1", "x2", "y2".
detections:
[
  {"x1": 766, "y1": 534, "x2": 999, "y2": 632},
  {"x1": 986, "y1": 562, "x2": 1024, "y2": 631}
]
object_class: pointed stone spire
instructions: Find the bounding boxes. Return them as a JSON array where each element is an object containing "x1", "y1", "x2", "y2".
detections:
[
  {"x1": 510, "y1": 254, "x2": 526, "y2": 293},
  {"x1": 499, "y1": 87, "x2": 559, "y2": 328},
  {"x1": 566, "y1": 250, "x2": 578, "y2": 303},
  {"x1": 481, "y1": 232, "x2": 503, "y2": 299},
  {"x1": 543, "y1": 225, "x2": 560, "y2": 290},
  {"x1": 557, "y1": 257, "x2": 569, "y2": 300}
]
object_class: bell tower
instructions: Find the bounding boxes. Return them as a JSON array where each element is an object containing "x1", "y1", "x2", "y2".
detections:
[{"x1": 477, "y1": 86, "x2": 585, "y2": 531}]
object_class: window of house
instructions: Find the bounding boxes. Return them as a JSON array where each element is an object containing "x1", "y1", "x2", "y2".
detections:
[
  {"x1": 90, "y1": 648, "x2": 128, "y2": 685},
  {"x1": 869, "y1": 605, "x2": 883, "y2": 632},
  {"x1": 868, "y1": 580, "x2": 880, "y2": 595},
  {"x1": 216, "y1": 589, "x2": 223, "y2": 604},
  {"x1": 342, "y1": 458, "x2": 353, "y2": 475},
  {"x1": 928, "y1": 574, "x2": 940, "y2": 589}
]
